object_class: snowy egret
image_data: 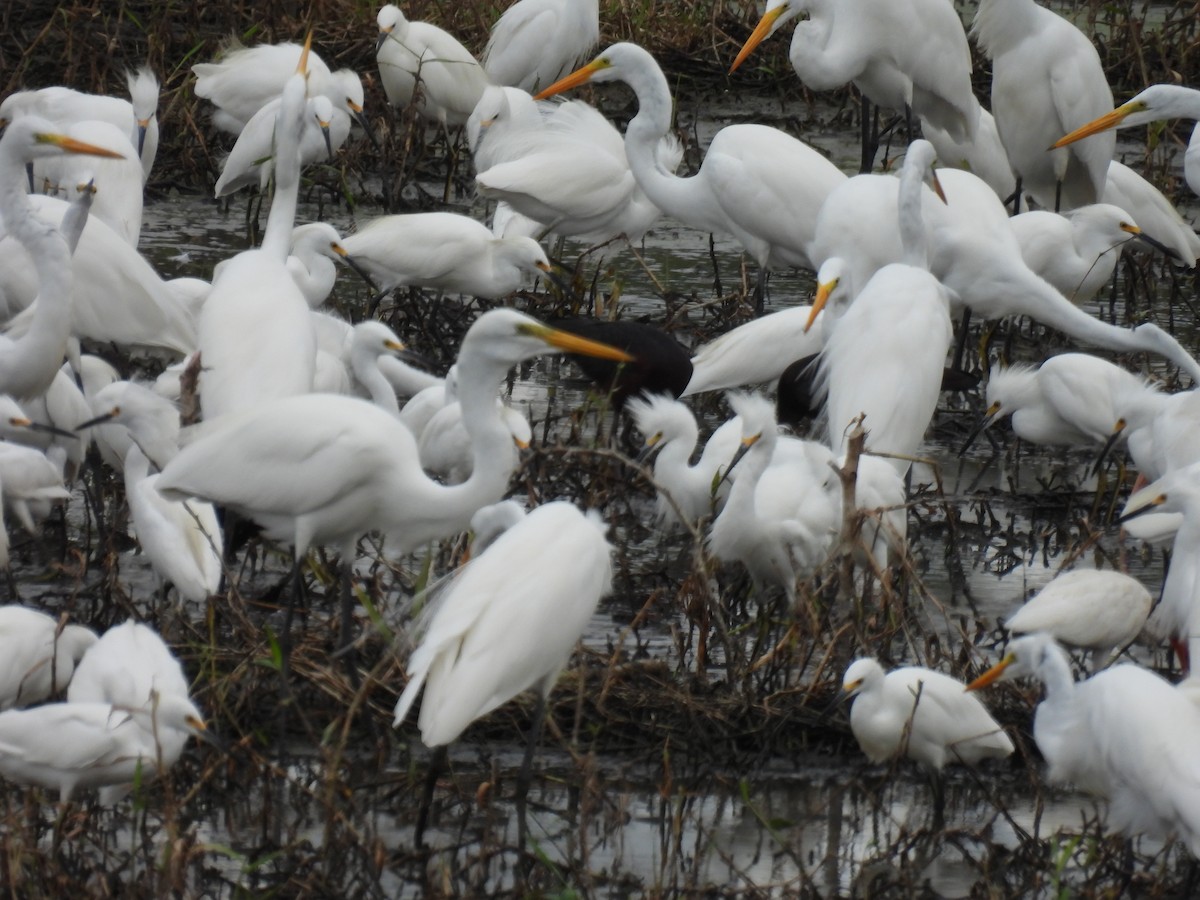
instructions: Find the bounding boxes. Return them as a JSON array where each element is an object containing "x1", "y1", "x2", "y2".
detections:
[
  {"x1": 286, "y1": 222, "x2": 376, "y2": 309},
  {"x1": 0, "y1": 442, "x2": 71, "y2": 551},
  {"x1": 1053, "y1": 84, "x2": 1200, "y2": 199},
  {"x1": 707, "y1": 392, "x2": 840, "y2": 604},
  {"x1": 338, "y1": 212, "x2": 550, "y2": 303},
  {"x1": 968, "y1": 632, "x2": 1200, "y2": 854},
  {"x1": 1004, "y1": 569, "x2": 1152, "y2": 669},
  {"x1": 0, "y1": 607, "x2": 96, "y2": 709},
  {"x1": 971, "y1": 0, "x2": 1114, "y2": 210},
  {"x1": 197, "y1": 41, "x2": 317, "y2": 419},
  {"x1": 535, "y1": 43, "x2": 847, "y2": 294},
  {"x1": 78, "y1": 381, "x2": 222, "y2": 603},
  {"x1": 0, "y1": 695, "x2": 206, "y2": 802},
  {"x1": 627, "y1": 394, "x2": 741, "y2": 528},
  {"x1": 1120, "y1": 463, "x2": 1200, "y2": 670},
  {"x1": 1010, "y1": 205, "x2": 1167, "y2": 304},
  {"x1": 0, "y1": 118, "x2": 126, "y2": 400},
  {"x1": 844, "y1": 657, "x2": 1013, "y2": 817},
  {"x1": 960, "y1": 354, "x2": 1156, "y2": 453},
  {"x1": 375, "y1": 4, "x2": 489, "y2": 129},
  {"x1": 67, "y1": 621, "x2": 196, "y2": 796},
  {"x1": 483, "y1": 0, "x2": 599, "y2": 93},
  {"x1": 1103, "y1": 160, "x2": 1200, "y2": 266},
  {"x1": 213, "y1": 94, "x2": 346, "y2": 197}
]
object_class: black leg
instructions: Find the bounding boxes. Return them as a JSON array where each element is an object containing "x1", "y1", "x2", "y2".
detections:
[
  {"x1": 1010, "y1": 177, "x2": 1023, "y2": 216},
  {"x1": 517, "y1": 692, "x2": 550, "y2": 876},
  {"x1": 415, "y1": 745, "x2": 448, "y2": 849}
]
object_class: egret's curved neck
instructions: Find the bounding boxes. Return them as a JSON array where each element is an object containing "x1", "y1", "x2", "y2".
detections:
[
  {"x1": 789, "y1": 14, "x2": 861, "y2": 88},
  {"x1": 1034, "y1": 642, "x2": 1077, "y2": 706},
  {"x1": 620, "y1": 61, "x2": 719, "y2": 231},
  {"x1": 354, "y1": 353, "x2": 401, "y2": 417}
]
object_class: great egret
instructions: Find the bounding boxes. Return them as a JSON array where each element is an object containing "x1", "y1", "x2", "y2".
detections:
[
  {"x1": 971, "y1": 0, "x2": 1114, "y2": 210},
  {"x1": 394, "y1": 498, "x2": 613, "y2": 848},
  {"x1": 0, "y1": 118, "x2": 126, "y2": 400},
  {"x1": 0, "y1": 67, "x2": 160, "y2": 181},
  {"x1": 627, "y1": 394, "x2": 741, "y2": 527},
  {"x1": 843, "y1": 657, "x2": 1013, "y2": 817},
  {"x1": 473, "y1": 86, "x2": 684, "y2": 245},
  {"x1": 707, "y1": 392, "x2": 840, "y2": 605},
  {"x1": 968, "y1": 632, "x2": 1200, "y2": 855},
  {"x1": 394, "y1": 499, "x2": 612, "y2": 744},
  {"x1": 338, "y1": 212, "x2": 550, "y2": 305},
  {"x1": 157, "y1": 309, "x2": 631, "y2": 657},
  {"x1": 197, "y1": 43, "x2": 317, "y2": 420},
  {"x1": 812, "y1": 158, "x2": 1200, "y2": 383},
  {"x1": 0, "y1": 441, "x2": 71, "y2": 555},
  {"x1": 961, "y1": 354, "x2": 1156, "y2": 452},
  {"x1": 1, "y1": 193, "x2": 196, "y2": 357},
  {"x1": 375, "y1": 4, "x2": 489, "y2": 129},
  {"x1": 483, "y1": 0, "x2": 599, "y2": 93},
  {"x1": 1053, "y1": 84, "x2": 1200, "y2": 199},
  {"x1": 535, "y1": 43, "x2": 847, "y2": 293},
  {"x1": 1003, "y1": 569, "x2": 1152, "y2": 670},
  {"x1": 78, "y1": 381, "x2": 222, "y2": 604},
  {"x1": 681, "y1": 305, "x2": 824, "y2": 397},
  {"x1": 0, "y1": 607, "x2": 96, "y2": 709},
  {"x1": 1009, "y1": 204, "x2": 1161, "y2": 304},
  {"x1": 730, "y1": 0, "x2": 979, "y2": 150},
  {"x1": 816, "y1": 141, "x2": 953, "y2": 473},
  {"x1": 34, "y1": 121, "x2": 144, "y2": 246},
  {"x1": 66, "y1": 621, "x2": 197, "y2": 799},
  {"x1": 0, "y1": 696, "x2": 206, "y2": 802}
]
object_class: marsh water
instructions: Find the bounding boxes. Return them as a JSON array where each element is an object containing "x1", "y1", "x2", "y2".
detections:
[{"x1": 9, "y1": 74, "x2": 1200, "y2": 896}]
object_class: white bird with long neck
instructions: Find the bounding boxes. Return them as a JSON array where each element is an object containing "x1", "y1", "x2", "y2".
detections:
[
  {"x1": 1054, "y1": 84, "x2": 1200, "y2": 200},
  {"x1": 79, "y1": 381, "x2": 222, "y2": 604},
  {"x1": 730, "y1": 0, "x2": 979, "y2": 145},
  {"x1": 816, "y1": 140, "x2": 953, "y2": 473},
  {"x1": 969, "y1": 632, "x2": 1200, "y2": 855},
  {"x1": 971, "y1": 0, "x2": 1114, "y2": 210},
  {"x1": 0, "y1": 67, "x2": 160, "y2": 181},
  {"x1": 197, "y1": 40, "x2": 318, "y2": 420},
  {"x1": 0, "y1": 607, "x2": 97, "y2": 709},
  {"x1": 535, "y1": 43, "x2": 847, "y2": 281},
  {"x1": 375, "y1": 4, "x2": 490, "y2": 129},
  {"x1": 0, "y1": 119, "x2": 125, "y2": 401}
]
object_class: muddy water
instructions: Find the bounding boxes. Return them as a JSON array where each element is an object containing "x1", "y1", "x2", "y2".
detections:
[{"x1": 11, "y1": 83, "x2": 1200, "y2": 895}]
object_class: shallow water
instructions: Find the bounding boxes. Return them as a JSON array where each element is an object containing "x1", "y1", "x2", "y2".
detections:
[{"x1": 7, "y1": 78, "x2": 1200, "y2": 895}]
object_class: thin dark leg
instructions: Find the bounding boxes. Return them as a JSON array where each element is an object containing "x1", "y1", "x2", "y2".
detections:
[
  {"x1": 951, "y1": 306, "x2": 973, "y2": 373},
  {"x1": 753, "y1": 265, "x2": 768, "y2": 316},
  {"x1": 859, "y1": 96, "x2": 875, "y2": 174},
  {"x1": 338, "y1": 560, "x2": 362, "y2": 693},
  {"x1": 929, "y1": 769, "x2": 946, "y2": 831},
  {"x1": 1010, "y1": 177, "x2": 1023, "y2": 216},
  {"x1": 1054, "y1": 179, "x2": 1063, "y2": 213},
  {"x1": 517, "y1": 692, "x2": 549, "y2": 877},
  {"x1": 415, "y1": 745, "x2": 448, "y2": 849}
]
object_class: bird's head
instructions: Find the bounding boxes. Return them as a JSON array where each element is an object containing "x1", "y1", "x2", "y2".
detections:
[{"x1": 730, "y1": 0, "x2": 803, "y2": 74}]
